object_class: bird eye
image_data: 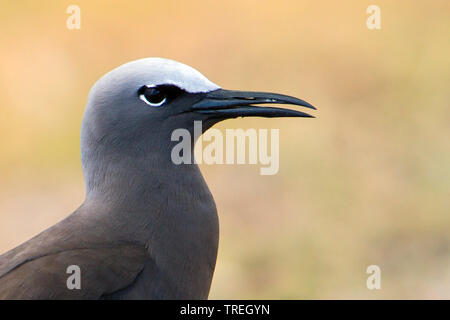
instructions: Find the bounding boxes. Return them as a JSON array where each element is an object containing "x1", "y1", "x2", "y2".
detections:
[{"x1": 139, "y1": 86, "x2": 167, "y2": 107}]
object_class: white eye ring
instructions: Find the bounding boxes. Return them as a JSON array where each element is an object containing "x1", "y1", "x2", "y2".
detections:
[
  {"x1": 138, "y1": 85, "x2": 167, "y2": 107},
  {"x1": 139, "y1": 93, "x2": 166, "y2": 107}
]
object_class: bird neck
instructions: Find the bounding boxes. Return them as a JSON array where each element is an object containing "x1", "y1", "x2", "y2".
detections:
[
  {"x1": 80, "y1": 128, "x2": 218, "y2": 237},
  {"x1": 82, "y1": 137, "x2": 200, "y2": 209},
  {"x1": 79, "y1": 133, "x2": 219, "y2": 298}
]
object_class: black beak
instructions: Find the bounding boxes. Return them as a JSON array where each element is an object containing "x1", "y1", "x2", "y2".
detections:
[{"x1": 191, "y1": 89, "x2": 316, "y2": 118}]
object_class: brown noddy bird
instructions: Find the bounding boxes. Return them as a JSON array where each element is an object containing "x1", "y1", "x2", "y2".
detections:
[{"x1": 0, "y1": 58, "x2": 315, "y2": 299}]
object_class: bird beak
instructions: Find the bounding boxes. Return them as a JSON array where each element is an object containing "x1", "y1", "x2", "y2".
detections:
[{"x1": 191, "y1": 89, "x2": 316, "y2": 118}]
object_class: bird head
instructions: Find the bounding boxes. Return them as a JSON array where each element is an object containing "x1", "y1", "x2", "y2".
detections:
[
  {"x1": 80, "y1": 57, "x2": 315, "y2": 186},
  {"x1": 82, "y1": 57, "x2": 315, "y2": 137}
]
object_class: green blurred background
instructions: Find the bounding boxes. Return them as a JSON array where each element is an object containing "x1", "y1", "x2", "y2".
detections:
[{"x1": 0, "y1": 0, "x2": 449, "y2": 299}]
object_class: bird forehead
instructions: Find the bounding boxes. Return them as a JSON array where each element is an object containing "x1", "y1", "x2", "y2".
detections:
[{"x1": 101, "y1": 58, "x2": 220, "y2": 93}]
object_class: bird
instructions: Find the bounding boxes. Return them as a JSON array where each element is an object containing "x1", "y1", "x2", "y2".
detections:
[{"x1": 0, "y1": 57, "x2": 315, "y2": 299}]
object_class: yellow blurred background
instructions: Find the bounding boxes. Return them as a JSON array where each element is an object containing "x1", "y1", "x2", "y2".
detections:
[{"x1": 0, "y1": 0, "x2": 449, "y2": 299}]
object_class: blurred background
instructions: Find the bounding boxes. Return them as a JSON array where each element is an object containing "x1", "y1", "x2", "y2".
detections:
[{"x1": 0, "y1": 0, "x2": 449, "y2": 299}]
